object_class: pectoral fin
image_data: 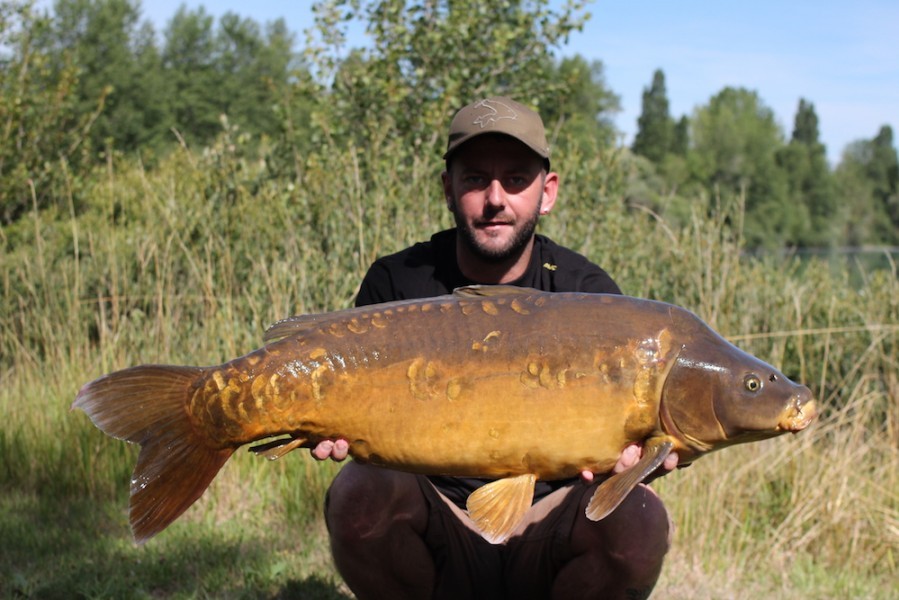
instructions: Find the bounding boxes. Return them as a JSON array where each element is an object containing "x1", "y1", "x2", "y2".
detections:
[
  {"x1": 585, "y1": 439, "x2": 674, "y2": 521},
  {"x1": 466, "y1": 473, "x2": 536, "y2": 544}
]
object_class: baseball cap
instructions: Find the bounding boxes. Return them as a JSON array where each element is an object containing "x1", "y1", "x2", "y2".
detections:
[{"x1": 443, "y1": 97, "x2": 550, "y2": 166}]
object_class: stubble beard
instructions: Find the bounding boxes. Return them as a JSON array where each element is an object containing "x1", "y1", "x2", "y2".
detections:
[{"x1": 451, "y1": 197, "x2": 542, "y2": 264}]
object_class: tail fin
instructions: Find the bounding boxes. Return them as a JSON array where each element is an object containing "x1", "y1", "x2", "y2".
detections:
[{"x1": 73, "y1": 365, "x2": 234, "y2": 543}]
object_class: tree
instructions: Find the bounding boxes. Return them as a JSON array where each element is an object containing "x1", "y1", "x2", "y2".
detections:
[
  {"x1": 791, "y1": 97, "x2": 819, "y2": 146},
  {"x1": 775, "y1": 98, "x2": 837, "y2": 246},
  {"x1": 671, "y1": 115, "x2": 689, "y2": 156},
  {"x1": 213, "y1": 14, "x2": 296, "y2": 138},
  {"x1": 162, "y1": 6, "x2": 220, "y2": 145},
  {"x1": 835, "y1": 126, "x2": 899, "y2": 244},
  {"x1": 689, "y1": 87, "x2": 792, "y2": 248},
  {"x1": 0, "y1": 0, "x2": 100, "y2": 223},
  {"x1": 867, "y1": 126, "x2": 899, "y2": 230},
  {"x1": 541, "y1": 55, "x2": 620, "y2": 153},
  {"x1": 632, "y1": 69, "x2": 674, "y2": 164},
  {"x1": 160, "y1": 8, "x2": 299, "y2": 147},
  {"x1": 301, "y1": 0, "x2": 591, "y2": 161},
  {"x1": 47, "y1": 0, "x2": 166, "y2": 150}
]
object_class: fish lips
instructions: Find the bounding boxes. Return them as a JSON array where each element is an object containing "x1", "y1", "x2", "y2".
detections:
[{"x1": 778, "y1": 395, "x2": 817, "y2": 433}]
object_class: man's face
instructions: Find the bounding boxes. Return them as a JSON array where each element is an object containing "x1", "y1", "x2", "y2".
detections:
[{"x1": 443, "y1": 135, "x2": 557, "y2": 263}]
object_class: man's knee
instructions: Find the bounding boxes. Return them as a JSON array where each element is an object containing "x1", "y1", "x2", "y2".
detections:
[
  {"x1": 326, "y1": 462, "x2": 428, "y2": 543},
  {"x1": 606, "y1": 484, "x2": 670, "y2": 576},
  {"x1": 575, "y1": 484, "x2": 671, "y2": 578}
]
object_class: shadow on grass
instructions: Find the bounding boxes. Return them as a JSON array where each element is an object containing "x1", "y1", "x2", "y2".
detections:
[
  {"x1": 1, "y1": 489, "x2": 350, "y2": 599},
  {"x1": 273, "y1": 576, "x2": 353, "y2": 600}
]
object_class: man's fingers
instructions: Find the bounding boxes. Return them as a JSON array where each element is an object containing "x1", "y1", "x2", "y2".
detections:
[
  {"x1": 332, "y1": 439, "x2": 349, "y2": 461},
  {"x1": 613, "y1": 443, "x2": 642, "y2": 474},
  {"x1": 610, "y1": 444, "x2": 678, "y2": 477},
  {"x1": 663, "y1": 451, "x2": 679, "y2": 471},
  {"x1": 311, "y1": 439, "x2": 349, "y2": 462},
  {"x1": 311, "y1": 440, "x2": 334, "y2": 461}
]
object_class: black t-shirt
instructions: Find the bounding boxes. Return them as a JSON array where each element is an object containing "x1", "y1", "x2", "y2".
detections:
[{"x1": 354, "y1": 228, "x2": 622, "y2": 508}]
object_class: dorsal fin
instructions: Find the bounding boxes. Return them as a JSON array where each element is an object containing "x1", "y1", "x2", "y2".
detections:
[
  {"x1": 453, "y1": 285, "x2": 539, "y2": 298},
  {"x1": 263, "y1": 310, "x2": 352, "y2": 342},
  {"x1": 466, "y1": 473, "x2": 536, "y2": 544},
  {"x1": 264, "y1": 296, "x2": 458, "y2": 342}
]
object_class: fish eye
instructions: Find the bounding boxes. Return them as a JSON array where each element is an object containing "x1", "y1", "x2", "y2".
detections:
[{"x1": 744, "y1": 375, "x2": 762, "y2": 393}]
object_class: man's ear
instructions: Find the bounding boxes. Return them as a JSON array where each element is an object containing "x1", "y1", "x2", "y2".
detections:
[
  {"x1": 540, "y1": 171, "x2": 559, "y2": 214},
  {"x1": 441, "y1": 170, "x2": 453, "y2": 211}
]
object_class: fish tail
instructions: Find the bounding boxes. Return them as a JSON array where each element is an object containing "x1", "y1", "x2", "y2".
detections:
[{"x1": 73, "y1": 364, "x2": 234, "y2": 543}]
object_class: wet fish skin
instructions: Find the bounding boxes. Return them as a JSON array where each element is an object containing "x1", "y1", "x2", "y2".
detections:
[{"x1": 72, "y1": 286, "x2": 816, "y2": 544}]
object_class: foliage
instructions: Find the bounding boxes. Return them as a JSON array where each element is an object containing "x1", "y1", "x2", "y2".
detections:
[
  {"x1": 632, "y1": 68, "x2": 675, "y2": 164},
  {"x1": 775, "y1": 99, "x2": 838, "y2": 247},
  {"x1": 1, "y1": 2, "x2": 898, "y2": 596},
  {"x1": 25, "y1": 0, "x2": 300, "y2": 154},
  {"x1": 161, "y1": 6, "x2": 298, "y2": 148},
  {"x1": 629, "y1": 75, "x2": 898, "y2": 249},
  {"x1": 0, "y1": 0, "x2": 99, "y2": 225},
  {"x1": 160, "y1": 5, "x2": 219, "y2": 144},
  {"x1": 2, "y1": 129, "x2": 896, "y2": 598},
  {"x1": 835, "y1": 126, "x2": 899, "y2": 245},
  {"x1": 541, "y1": 54, "x2": 620, "y2": 152},
  {"x1": 45, "y1": 0, "x2": 166, "y2": 150},
  {"x1": 298, "y1": 0, "x2": 592, "y2": 160},
  {"x1": 5, "y1": 0, "x2": 898, "y2": 249},
  {"x1": 688, "y1": 87, "x2": 792, "y2": 249}
]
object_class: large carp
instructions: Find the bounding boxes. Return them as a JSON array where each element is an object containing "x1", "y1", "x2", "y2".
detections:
[{"x1": 73, "y1": 286, "x2": 816, "y2": 544}]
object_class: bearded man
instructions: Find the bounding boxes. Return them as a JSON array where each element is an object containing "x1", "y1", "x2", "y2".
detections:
[{"x1": 312, "y1": 97, "x2": 676, "y2": 600}]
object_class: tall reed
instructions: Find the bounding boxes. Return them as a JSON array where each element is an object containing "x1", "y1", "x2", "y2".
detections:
[{"x1": 1, "y1": 134, "x2": 895, "y2": 597}]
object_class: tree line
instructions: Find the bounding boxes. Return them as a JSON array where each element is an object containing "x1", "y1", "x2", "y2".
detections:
[
  {"x1": 1, "y1": 0, "x2": 896, "y2": 249},
  {"x1": 631, "y1": 70, "x2": 898, "y2": 248}
]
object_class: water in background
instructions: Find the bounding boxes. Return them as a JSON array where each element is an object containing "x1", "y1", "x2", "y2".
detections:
[{"x1": 746, "y1": 246, "x2": 899, "y2": 288}]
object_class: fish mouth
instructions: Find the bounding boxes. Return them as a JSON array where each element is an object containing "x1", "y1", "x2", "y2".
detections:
[{"x1": 778, "y1": 398, "x2": 817, "y2": 432}]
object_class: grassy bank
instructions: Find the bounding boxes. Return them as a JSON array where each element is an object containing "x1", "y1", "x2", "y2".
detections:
[{"x1": 2, "y1": 138, "x2": 896, "y2": 598}]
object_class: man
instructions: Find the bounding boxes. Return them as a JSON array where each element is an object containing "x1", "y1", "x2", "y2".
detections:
[{"x1": 313, "y1": 97, "x2": 677, "y2": 599}]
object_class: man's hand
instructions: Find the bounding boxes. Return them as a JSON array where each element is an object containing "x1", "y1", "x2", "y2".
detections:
[
  {"x1": 312, "y1": 439, "x2": 679, "y2": 481},
  {"x1": 579, "y1": 443, "x2": 679, "y2": 483},
  {"x1": 311, "y1": 439, "x2": 349, "y2": 461}
]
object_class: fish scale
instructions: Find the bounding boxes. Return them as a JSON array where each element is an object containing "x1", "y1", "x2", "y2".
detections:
[{"x1": 73, "y1": 285, "x2": 816, "y2": 545}]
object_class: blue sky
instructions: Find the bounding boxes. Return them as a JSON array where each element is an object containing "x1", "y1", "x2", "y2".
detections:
[{"x1": 142, "y1": 1, "x2": 898, "y2": 165}]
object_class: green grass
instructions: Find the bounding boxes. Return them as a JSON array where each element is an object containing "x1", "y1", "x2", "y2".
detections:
[
  {"x1": 1, "y1": 489, "x2": 348, "y2": 599},
  {"x1": 2, "y1": 137, "x2": 896, "y2": 598}
]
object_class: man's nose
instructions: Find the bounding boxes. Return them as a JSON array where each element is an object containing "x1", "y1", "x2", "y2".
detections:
[{"x1": 485, "y1": 179, "x2": 505, "y2": 207}]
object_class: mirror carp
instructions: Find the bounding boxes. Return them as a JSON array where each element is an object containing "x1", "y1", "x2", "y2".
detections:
[{"x1": 73, "y1": 286, "x2": 817, "y2": 544}]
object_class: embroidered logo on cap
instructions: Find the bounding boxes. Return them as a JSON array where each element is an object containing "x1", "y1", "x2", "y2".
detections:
[{"x1": 472, "y1": 99, "x2": 519, "y2": 129}]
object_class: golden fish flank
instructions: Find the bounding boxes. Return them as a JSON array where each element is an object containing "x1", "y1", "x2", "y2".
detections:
[
  {"x1": 445, "y1": 378, "x2": 463, "y2": 402},
  {"x1": 72, "y1": 285, "x2": 817, "y2": 545},
  {"x1": 519, "y1": 357, "x2": 570, "y2": 390},
  {"x1": 407, "y1": 357, "x2": 442, "y2": 401}
]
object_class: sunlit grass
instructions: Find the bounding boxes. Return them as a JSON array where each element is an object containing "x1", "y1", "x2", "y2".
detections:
[{"x1": 1, "y1": 136, "x2": 896, "y2": 597}]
